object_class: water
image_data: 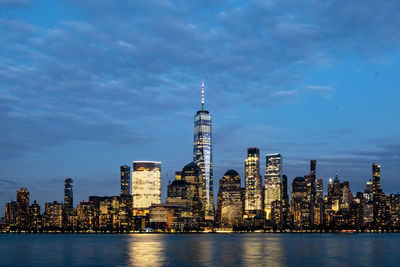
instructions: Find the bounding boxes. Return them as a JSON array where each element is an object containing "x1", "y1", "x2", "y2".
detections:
[{"x1": 0, "y1": 233, "x2": 399, "y2": 266}]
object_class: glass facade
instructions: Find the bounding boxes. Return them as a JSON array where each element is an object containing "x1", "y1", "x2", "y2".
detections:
[
  {"x1": 64, "y1": 178, "x2": 73, "y2": 208},
  {"x1": 193, "y1": 110, "x2": 214, "y2": 218},
  {"x1": 132, "y1": 161, "x2": 161, "y2": 210},
  {"x1": 120, "y1": 165, "x2": 131, "y2": 196},
  {"x1": 264, "y1": 153, "x2": 282, "y2": 220},
  {"x1": 244, "y1": 147, "x2": 263, "y2": 216}
]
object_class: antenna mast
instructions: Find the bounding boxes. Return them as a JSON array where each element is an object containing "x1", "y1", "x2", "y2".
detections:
[{"x1": 201, "y1": 80, "x2": 204, "y2": 111}]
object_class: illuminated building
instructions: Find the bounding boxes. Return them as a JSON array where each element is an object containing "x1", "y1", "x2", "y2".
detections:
[
  {"x1": 372, "y1": 163, "x2": 381, "y2": 194},
  {"x1": 132, "y1": 161, "x2": 161, "y2": 215},
  {"x1": 281, "y1": 174, "x2": 290, "y2": 227},
  {"x1": 77, "y1": 201, "x2": 98, "y2": 230},
  {"x1": 149, "y1": 203, "x2": 182, "y2": 230},
  {"x1": 216, "y1": 170, "x2": 243, "y2": 228},
  {"x1": 63, "y1": 178, "x2": 74, "y2": 228},
  {"x1": 121, "y1": 165, "x2": 131, "y2": 196},
  {"x1": 29, "y1": 200, "x2": 41, "y2": 229},
  {"x1": 5, "y1": 201, "x2": 18, "y2": 225},
  {"x1": 244, "y1": 147, "x2": 263, "y2": 218},
  {"x1": 166, "y1": 163, "x2": 204, "y2": 229},
  {"x1": 316, "y1": 178, "x2": 323, "y2": 201},
  {"x1": 16, "y1": 187, "x2": 30, "y2": 228},
  {"x1": 193, "y1": 81, "x2": 214, "y2": 219},
  {"x1": 291, "y1": 177, "x2": 308, "y2": 229},
  {"x1": 64, "y1": 178, "x2": 73, "y2": 208},
  {"x1": 44, "y1": 201, "x2": 63, "y2": 229},
  {"x1": 264, "y1": 153, "x2": 282, "y2": 220}
]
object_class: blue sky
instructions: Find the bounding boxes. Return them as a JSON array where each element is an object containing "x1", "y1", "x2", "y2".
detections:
[{"x1": 1, "y1": 0, "x2": 400, "y2": 215}]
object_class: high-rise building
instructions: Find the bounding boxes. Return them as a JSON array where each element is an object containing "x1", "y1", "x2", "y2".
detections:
[
  {"x1": 193, "y1": 81, "x2": 214, "y2": 219},
  {"x1": 216, "y1": 169, "x2": 243, "y2": 228},
  {"x1": 264, "y1": 153, "x2": 282, "y2": 220},
  {"x1": 132, "y1": 161, "x2": 162, "y2": 214},
  {"x1": 372, "y1": 163, "x2": 381, "y2": 194},
  {"x1": 291, "y1": 177, "x2": 309, "y2": 229},
  {"x1": 120, "y1": 165, "x2": 131, "y2": 196},
  {"x1": 244, "y1": 147, "x2": 263, "y2": 217},
  {"x1": 281, "y1": 174, "x2": 289, "y2": 227},
  {"x1": 316, "y1": 178, "x2": 323, "y2": 201},
  {"x1": 16, "y1": 187, "x2": 30, "y2": 228},
  {"x1": 167, "y1": 162, "x2": 203, "y2": 228},
  {"x1": 64, "y1": 178, "x2": 73, "y2": 208},
  {"x1": 44, "y1": 201, "x2": 63, "y2": 228}
]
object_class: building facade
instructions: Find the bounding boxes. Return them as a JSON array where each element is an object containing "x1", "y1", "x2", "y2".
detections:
[
  {"x1": 193, "y1": 81, "x2": 214, "y2": 219},
  {"x1": 244, "y1": 147, "x2": 263, "y2": 217},
  {"x1": 121, "y1": 165, "x2": 131, "y2": 196},
  {"x1": 132, "y1": 161, "x2": 162, "y2": 214},
  {"x1": 264, "y1": 153, "x2": 282, "y2": 220}
]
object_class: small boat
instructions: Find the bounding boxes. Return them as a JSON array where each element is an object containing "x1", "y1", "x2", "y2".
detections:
[{"x1": 339, "y1": 230, "x2": 356, "y2": 235}]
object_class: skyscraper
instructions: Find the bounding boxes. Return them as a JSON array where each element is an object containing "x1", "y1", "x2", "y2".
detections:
[
  {"x1": 264, "y1": 153, "x2": 282, "y2": 220},
  {"x1": 372, "y1": 163, "x2": 381, "y2": 194},
  {"x1": 16, "y1": 187, "x2": 30, "y2": 228},
  {"x1": 316, "y1": 178, "x2": 323, "y2": 201},
  {"x1": 132, "y1": 161, "x2": 161, "y2": 214},
  {"x1": 120, "y1": 165, "x2": 131, "y2": 196},
  {"x1": 64, "y1": 178, "x2": 73, "y2": 208},
  {"x1": 216, "y1": 169, "x2": 243, "y2": 228},
  {"x1": 244, "y1": 147, "x2": 263, "y2": 217},
  {"x1": 193, "y1": 81, "x2": 214, "y2": 219}
]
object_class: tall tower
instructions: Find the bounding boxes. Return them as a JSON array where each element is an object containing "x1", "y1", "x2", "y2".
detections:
[
  {"x1": 244, "y1": 147, "x2": 263, "y2": 217},
  {"x1": 193, "y1": 81, "x2": 214, "y2": 219},
  {"x1": 264, "y1": 153, "x2": 282, "y2": 220},
  {"x1": 372, "y1": 162, "x2": 381, "y2": 194},
  {"x1": 120, "y1": 165, "x2": 131, "y2": 196},
  {"x1": 64, "y1": 178, "x2": 73, "y2": 208}
]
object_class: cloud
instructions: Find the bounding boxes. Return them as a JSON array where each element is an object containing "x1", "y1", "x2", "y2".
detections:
[
  {"x1": 0, "y1": 0, "x2": 30, "y2": 8},
  {"x1": 1, "y1": 0, "x2": 400, "y2": 161}
]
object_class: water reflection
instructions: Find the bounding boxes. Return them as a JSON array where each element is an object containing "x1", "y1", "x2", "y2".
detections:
[
  {"x1": 242, "y1": 235, "x2": 284, "y2": 266},
  {"x1": 126, "y1": 234, "x2": 166, "y2": 267}
]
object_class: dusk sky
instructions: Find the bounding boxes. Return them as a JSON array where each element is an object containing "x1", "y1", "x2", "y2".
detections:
[{"x1": 1, "y1": 0, "x2": 400, "y2": 215}]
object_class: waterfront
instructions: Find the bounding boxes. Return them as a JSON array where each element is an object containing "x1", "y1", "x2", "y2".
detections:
[{"x1": 0, "y1": 233, "x2": 399, "y2": 266}]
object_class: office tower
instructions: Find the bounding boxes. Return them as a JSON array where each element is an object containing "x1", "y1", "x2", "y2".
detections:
[
  {"x1": 167, "y1": 162, "x2": 203, "y2": 228},
  {"x1": 310, "y1": 160, "x2": 316, "y2": 178},
  {"x1": 304, "y1": 160, "x2": 316, "y2": 227},
  {"x1": 316, "y1": 178, "x2": 323, "y2": 201},
  {"x1": 120, "y1": 165, "x2": 131, "y2": 196},
  {"x1": 64, "y1": 178, "x2": 73, "y2": 208},
  {"x1": 29, "y1": 200, "x2": 41, "y2": 229},
  {"x1": 44, "y1": 201, "x2": 63, "y2": 228},
  {"x1": 372, "y1": 163, "x2": 381, "y2": 194},
  {"x1": 244, "y1": 147, "x2": 263, "y2": 217},
  {"x1": 264, "y1": 153, "x2": 282, "y2": 220},
  {"x1": 5, "y1": 201, "x2": 18, "y2": 225},
  {"x1": 291, "y1": 177, "x2": 309, "y2": 229},
  {"x1": 193, "y1": 81, "x2": 214, "y2": 219},
  {"x1": 216, "y1": 170, "x2": 243, "y2": 228},
  {"x1": 371, "y1": 163, "x2": 387, "y2": 227},
  {"x1": 16, "y1": 187, "x2": 30, "y2": 228},
  {"x1": 364, "y1": 180, "x2": 373, "y2": 202},
  {"x1": 132, "y1": 161, "x2": 161, "y2": 213},
  {"x1": 281, "y1": 174, "x2": 289, "y2": 226}
]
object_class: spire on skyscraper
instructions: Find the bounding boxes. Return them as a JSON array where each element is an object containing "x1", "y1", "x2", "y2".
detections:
[{"x1": 201, "y1": 80, "x2": 204, "y2": 111}]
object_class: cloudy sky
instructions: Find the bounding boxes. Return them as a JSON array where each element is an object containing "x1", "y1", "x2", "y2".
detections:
[{"x1": 1, "y1": 0, "x2": 400, "y2": 214}]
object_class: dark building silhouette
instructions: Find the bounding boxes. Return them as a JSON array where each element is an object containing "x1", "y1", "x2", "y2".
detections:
[{"x1": 120, "y1": 165, "x2": 131, "y2": 196}]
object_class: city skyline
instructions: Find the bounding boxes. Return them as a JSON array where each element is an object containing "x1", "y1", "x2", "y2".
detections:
[{"x1": 1, "y1": 1, "x2": 400, "y2": 217}]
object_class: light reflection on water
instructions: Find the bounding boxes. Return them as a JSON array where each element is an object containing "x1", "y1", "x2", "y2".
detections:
[
  {"x1": 126, "y1": 234, "x2": 166, "y2": 267},
  {"x1": 1, "y1": 233, "x2": 400, "y2": 266}
]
